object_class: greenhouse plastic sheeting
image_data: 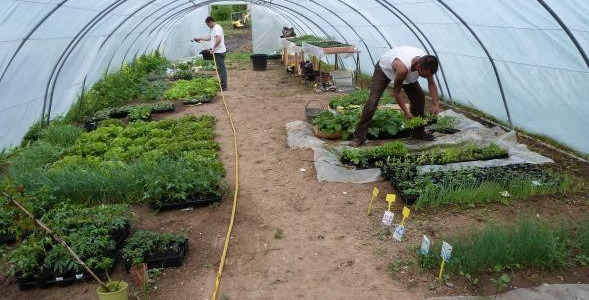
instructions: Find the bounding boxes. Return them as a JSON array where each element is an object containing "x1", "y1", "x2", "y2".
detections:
[{"x1": 1, "y1": 0, "x2": 588, "y2": 155}]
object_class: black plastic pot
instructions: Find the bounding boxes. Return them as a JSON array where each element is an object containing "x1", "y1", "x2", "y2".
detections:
[
  {"x1": 200, "y1": 50, "x2": 213, "y2": 60},
  {"x1": 250, "y1": 54, "x2": 268, "y2": 71}
]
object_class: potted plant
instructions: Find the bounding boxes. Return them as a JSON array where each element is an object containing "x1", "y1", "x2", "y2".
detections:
[
  {"x1": 129, "y1": 263, "x2": 147, "y2": 287},
  {"x1": 96, "y1": 258, "x2": 129, "y2": 300}
]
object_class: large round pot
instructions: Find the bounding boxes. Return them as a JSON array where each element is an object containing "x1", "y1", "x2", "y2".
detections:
[{"x1": 96, "y1": 281, "x2": 129, "y2": 300}]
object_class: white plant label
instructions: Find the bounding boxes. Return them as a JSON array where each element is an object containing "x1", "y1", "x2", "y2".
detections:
[
  {"x1": 382, "y1": 211, "x2": 394, "y2": 226},
  {"x1": 421, "y1": 235, "x2": 431, "y2": 255},
  {"x1": 75, "y1": 274, "x2": 84, "y2": 280},
  {"x1": 441, "y1": 241, "x2": 453, "y2": 262},
  {"x1": 56, "y1": 277, "x2": 63, "y2": 282},
  {"x1": 392, "y1": 225, "x2": 405, "y2": 241}
]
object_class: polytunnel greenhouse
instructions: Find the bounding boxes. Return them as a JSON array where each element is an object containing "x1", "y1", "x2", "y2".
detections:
[{"x1": 0, "y1": 0, "x2": 588, "y2": 299}]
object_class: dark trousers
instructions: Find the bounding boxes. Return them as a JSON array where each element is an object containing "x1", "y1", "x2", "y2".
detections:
[
  {"x1": 354, "y1": 63, "x2": 425, "y2": 142},
  {"x1": 214, "y1": 52, "x2": 227, "y2": 89}
]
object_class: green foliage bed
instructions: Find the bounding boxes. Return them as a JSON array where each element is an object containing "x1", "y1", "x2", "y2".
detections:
[
  {"x1": 164, "y1": 77, "x2": 218, "y2": 102},
  {"x1": 65, "y1": 52, "x2": 170, "y2": 123},
  {"x1": 421, "y1": 216, "x2": 589, "y2": 277},
  {"x1": 312, "y1": 110, "x2": 435, "y2": 140},
  {"x1": 9, "y1": 116, "x2": 226, "y2": 206},
  {"x1": 7, "y1": 203, "x2": 131, "y2": 278}
]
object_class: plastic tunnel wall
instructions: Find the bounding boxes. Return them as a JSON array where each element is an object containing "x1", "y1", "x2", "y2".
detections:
[{"x1": 0, "y1": 0, "x2": 588, "y2": 154}]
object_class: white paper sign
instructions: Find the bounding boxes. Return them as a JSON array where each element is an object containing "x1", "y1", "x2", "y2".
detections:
[
  {"x1": 421, "y1": 235, "x2": 430, "y2": 255},
  {"x1": 382, "y1": 211, "x2": 394, "y2": 226},
  {"x1": 392, "y1": 225, "x2": 405, "y2": 241},
  {"x1": 441, "y1": 241, "x2": 453, "y2": 262}
]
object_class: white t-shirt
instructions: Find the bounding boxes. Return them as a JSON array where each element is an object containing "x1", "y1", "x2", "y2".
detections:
[
  {"x1": 379, "y1": 46, "x2": 426, "y2": 84},
  {"x1": 210, "y1": 24, "x2": 226, "y2": 54}
]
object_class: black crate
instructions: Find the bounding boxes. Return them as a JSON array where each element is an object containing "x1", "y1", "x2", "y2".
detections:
[{"x1": 151, "y1": 194, "x2": 220, "y2": 210}]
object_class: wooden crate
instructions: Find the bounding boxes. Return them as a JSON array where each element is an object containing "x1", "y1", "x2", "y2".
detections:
[{"x1": 321, "y1": 46, "x2": 356, "y2": 54}]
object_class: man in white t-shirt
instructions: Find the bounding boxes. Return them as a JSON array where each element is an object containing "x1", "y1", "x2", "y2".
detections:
[
  {"x1": 193, "y1": 16, "x2": 227, "y2": 91},
  {"x1": 353, "y1": 46, "x2": 441, "y2": 145}
]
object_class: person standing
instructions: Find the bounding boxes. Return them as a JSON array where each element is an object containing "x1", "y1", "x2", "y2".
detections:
[
  {"x1": 193, "y1": 16, "x2": 227, "y2": 91},
  {"x1": 353, "y1": 46, "x2": 440, "y2": 145}
]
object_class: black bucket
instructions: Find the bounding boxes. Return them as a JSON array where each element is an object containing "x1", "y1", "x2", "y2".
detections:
[
  {"x1": 250, "y1": 54, "x2": 268, "y2": 71},
  {"x1": 200, "y1": 50, "x2": 213, "y2": 60}
]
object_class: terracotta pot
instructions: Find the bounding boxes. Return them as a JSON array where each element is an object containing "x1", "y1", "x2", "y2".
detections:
[
  {"x1": 313, "y1": 126, "x2": 342, "y2": 140},
  {"x1": 129, "y1": 263, "x2": 147, "y2": 287}
]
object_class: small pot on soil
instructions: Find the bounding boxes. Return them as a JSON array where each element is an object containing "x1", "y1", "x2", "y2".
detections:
[
  {"x1": 96, "y1": 281, "x2": 128, "y2": 300},
  {"x1": 130, "y1": 263, "x2": 148, "y2": 287}
]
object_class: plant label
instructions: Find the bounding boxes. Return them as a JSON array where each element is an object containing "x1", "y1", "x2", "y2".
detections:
[
  {"x1": 368, "y1": 187, "x2": 379, "y2": 216},
  {"x1": 56, "y1": 277, "x2": 63, "y2": 282},
  {"x1": 402, "y1": 206, "x2": 411, "y2": 219},
  {"x1": 386, "y1": 194, "x2": 396, "y2": 204},
  {"x1": 382, "y1": 211, "x2": 394, "y2": 226},
  {"x1": 441, "y1": 241, "x2": 452, "y2": 262},
  {"x1": 75, "y1": 274, "x2": 84, "y2": 280},
  {"x1": 393, "y1": 225, "x2": 405, "y2": 241},
  {"x1": 386, "y1": 194, "x2": 396, "y2": 211},
  {"x1": 421, "y1": 235, "x2": 430, "y2": 255}
]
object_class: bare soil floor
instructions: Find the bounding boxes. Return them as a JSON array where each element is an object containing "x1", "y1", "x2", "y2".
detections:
[{"x1": 1, "y1": 34, "x2": 588, "y2": 299}]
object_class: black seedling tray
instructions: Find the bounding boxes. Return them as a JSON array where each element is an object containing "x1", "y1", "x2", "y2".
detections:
[
  {"x1": 16, "y1": 223, "x2": 130, "y2": 290},
  {"x1": 124, "y1": 239, "x2": 189, "y2": 271},
  {"x1": 0, "y1": 233, "x2": 16, "y2": 245},
  {"x1": 151, "y1": 194, "x2": 220, "y2": 210}
]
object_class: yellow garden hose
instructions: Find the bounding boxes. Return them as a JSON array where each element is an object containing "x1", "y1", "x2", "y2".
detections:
[{"x1": 210, "y1": 52, "x2": 239, "y2": 300}]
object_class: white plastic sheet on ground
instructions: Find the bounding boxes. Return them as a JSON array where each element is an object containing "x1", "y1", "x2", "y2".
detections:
[
  {"x1": 286, "y1": 120, "x2": 383, "y2": 183},
  {"x1": 286, "y1": 109, "x2": 553, "y2": 184}
]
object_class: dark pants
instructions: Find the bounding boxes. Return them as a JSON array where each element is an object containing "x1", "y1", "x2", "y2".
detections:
[
  {"x1": 354, "y1": 63, "x2": 425, "y2": 142},
  {"x1": 214, "y1": 52, "x2": 227, "y2": 89}
]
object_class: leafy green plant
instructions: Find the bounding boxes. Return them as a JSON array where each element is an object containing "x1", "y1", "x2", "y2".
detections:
[
  {"x1": 312, "y1": 110, "x2": 358, "y2": 139},
  {"x1": 328, "y1": 89, "x2": 395, "y2": 109},
  {"x1": 367, "y1": 110, "x2": 405, "y2": 138},
  {"x1": 274, "y1": 229, "x2": 284, "y2": 239},
  {"x1": 164, "y1": 77, "x2": 218, "y2": 100},
  {"x1": 128, "y1": 106, "x2": 152, "y2": 122},
  {"x1": 491, "y1": 274, "x2": 511, "y2": 298},
  {"x1": 122, "y1": 231, "x2": 186, "y2": 267},
  {"x1": 431, "y1": 116, "x2": 459, "y2": 133},
  {"x1": 340, "y1": 141, "x2": 408, "y2": 168},
  {"x1": 65, "y1": 51, "x2": 169, "y2": 122},
  {"x1": 130, "y1": 267, "x2": 162, "y2": 300}
]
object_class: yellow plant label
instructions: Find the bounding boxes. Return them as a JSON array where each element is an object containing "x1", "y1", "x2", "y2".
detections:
[
  {"x1": 402, "y1": 207, "x2": 410, "y2": 219},
  {"x1": 386, "y1": 194, "x2": 396, "y2": 212},
  {"x1": 373, "y1": 187, "x2": 379, "y2": 197}
]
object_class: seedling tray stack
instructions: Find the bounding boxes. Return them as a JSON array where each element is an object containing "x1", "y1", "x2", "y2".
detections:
[{"x1": 16, "y1": 222, "x2": 130, "y2": 290}]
